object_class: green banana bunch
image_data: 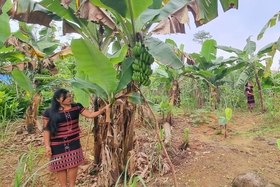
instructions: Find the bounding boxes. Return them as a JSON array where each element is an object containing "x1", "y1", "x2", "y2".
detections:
[{"x1": 131, "y1": 41, "x2": 154, "y2": 86}]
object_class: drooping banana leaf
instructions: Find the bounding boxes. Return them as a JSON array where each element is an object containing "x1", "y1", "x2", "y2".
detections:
[
  {"x1": 108, "y1": 45, "x2": 128, "y2": 65},
  {"x1": 257, "y1": 11, "x2": 280, "y2": 40},
  {"x1": 68, "y1": 77, "x2": 108, "y2": 102},
  {"x1": 11, "y1": 68, "x2": 34, "y2": 97},
  {"x1": 91, "y1": 0, "x2": 153, "y2": 20},
  {"x1": 215, "y1": 45, "x2": 244, "y2": 55},
  {"x1": 257, "y1": 42, "x2": 276, "y2": 56},
  {"x1": 114, "y1": 57, "x2": 134, "y2": 94},
  {"x1": 71, "y1": 38, "x2": 117, "y2": 100},
  {"x1": 244, "y1": 37, "x2": 256, "y2": 56},
  {"x1": 0, "y1": 0, "x2": 11, "y2": 48},
  {"x1": 8, "y1": 0, "x2": 59, "y2": 27},
  {"x1": 72, "y1": 71, "x2": 91, "y2": 107},
  {"x1": 144, "y1": 36, "x2": 183, "y2": 69}
]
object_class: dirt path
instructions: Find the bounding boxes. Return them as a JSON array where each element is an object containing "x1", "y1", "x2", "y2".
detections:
[
  {"x1": 150, "y1": 112, "x2": 280, "y2": 187},
  {"x1": 0, "y1": 112, "x2": 280, "y2": 187}
]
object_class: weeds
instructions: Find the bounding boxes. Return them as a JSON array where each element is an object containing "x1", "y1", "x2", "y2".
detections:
[
  {"x1": 0, "y1": 120, "x2": 17, "y2": 140},
  {"x1": 189, "y1": 109, "x2": 211, "y2": 127},
  {"x1": 13, "y1": 145, "x2": 45, "y2": 187},
  {"x1": 181, "y1": 128, "x2": 189, "y2": 150},
  {"x1": 115, "y1": 154, "x2": 146, "y2": 187}
]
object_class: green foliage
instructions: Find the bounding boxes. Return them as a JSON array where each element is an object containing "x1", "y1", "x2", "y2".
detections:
[
  {"x1": 145, "y1": 37, "x2": 183, "y2": 69},
  {"x1": 0, "y1": 0, "x2": 11, "y2": 48},
  {"x1": 12, "y1": 69, "x2": 34, "y2": 97},
  {"x1": 218, "y1": 108, "x2": 233, "y2": 126},
  {"x1": 0, "y1": 85, "x2": 29, "y2": 121},
  {"x1": 258, "y1": 11, "x2": 280, "y2": 40},
  {"x1": 115, "y1": 154, "x2": 147, "y2": 187},
  {"x1": 189, "y1": 109, "x2": 211, "y2": 127},
  {"x1": 183, "y1": 128, "x2": 189, "y2": 144},
  {"x1": 14, "y1": 145, "x2": 45, "y2": 187},
  {"x1": 71, "y1": 38, "x2": 117, "y2": 97}
]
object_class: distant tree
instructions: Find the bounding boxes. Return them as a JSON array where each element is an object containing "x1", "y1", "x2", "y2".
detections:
[{"x1": 193, "y1": 30, "x2": 213, "y2": 44}]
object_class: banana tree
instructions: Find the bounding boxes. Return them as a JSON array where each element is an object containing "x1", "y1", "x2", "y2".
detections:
[
  {"x1": 257, "y1": 11, "x2": 280, "y2": 40},
  {"x1": 151, "y1": 38, "x2": 196, "y2": 124},
  {"x1": 188, "y1": 39, "x2": 244, "y2": 109},
  {"x1": 216, "y1": 37, "x2": 278, "y2": 112},
  {"x1": 3, "y1": 0, "x2": 239, "y2": 186},
  {"x1": 0, "y1": 22, "x2": 73, "y2": 133}
]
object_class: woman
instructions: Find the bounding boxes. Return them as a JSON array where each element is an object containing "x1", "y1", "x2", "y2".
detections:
[
  {"x1": 245, "y1": 82, "x2": 255, "y2": 112},
  {"x1": 43, "y1": 88, "x2": 106, "y2": 187}
]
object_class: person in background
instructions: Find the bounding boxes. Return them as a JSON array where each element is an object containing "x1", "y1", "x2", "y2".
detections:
[
  {"x1": 43, "y1": 88, "x2": 106, "y2": 187},
  {"x1": 245, "y1": 82, "x2": 255, "y2": 112}
]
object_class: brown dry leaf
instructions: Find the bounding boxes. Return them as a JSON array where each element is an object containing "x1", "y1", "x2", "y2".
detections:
[
  {"x1": 140, "y1": 165, "x2": 149, "y2": 179},
  {"x1": 49, "y1": 67, "x2": 59, "y2": 75},
  {"x1": 152, "y1": 4, "x2": 189, "y2": 34},
  {"x1": 42, "y1": 59, "x2": 59, "y2": 75},
  {"x1": 1, "y1": 64, "x2": 13, "y2": 72},
  {"x1": 187, "y1": 0, "x2": 200, "y2": 26},
  {"x1": 80, "y1": 0, "x2": 117, "y2": 30},
  {"x1": 5, "y1": 36, "x2": 25, "y2": 53},
  {"x1": 28, "y1": 60, "x2": 37, "y2": 70},
  {"x1": 128, "y1": 150, "x2": 136, "y2": 176},
  {"x1": 14, "y1": 62, "x2": 26, "y2": 71},
  {"x1": 60, "y1": 0, "x2": 73, "y2": 9},
  {"x1": 8, "y1": 2, "x2": 52, "y2": 27},
  {"x1": 24, "y1": 44, "x2": 31, "y2": 58},
  {"x1": 0, "y1": 0, "x2": 6, "y2": 9},
  {"x1": 161, "y1": 161, "x2": 170, "y2": 176},
  {"x1": 42, "y1": 58, "x2": 54, "y2": 68},
  {"x1": 186, "y1": 55, "x2": 195, "y2": 65},
  {"x1": 30, "y1": 46, "x2": 46, "y2": 60},
  {"x1": 114, "y1": 98, "x2": 125, "y2": 106},
  {"x1": 49, "y1": 46, "x2": 73, "y2": 61},
  {"x1": 63, "y1": 20, "x2": 78, "y2": 35},
  {"x1": 112, "y1": 126, "x2": 119, "y2": 148},
  {"x1": 181, "y1": 52, "x2": 195, "y2": 65}
]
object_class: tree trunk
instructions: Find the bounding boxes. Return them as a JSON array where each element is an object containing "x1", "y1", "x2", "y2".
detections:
[
  {"x1": 194, "y1": 80, "x2": 203, "y2": 108},
  {"x1": 166, "y1": 79, "x2": 180, "y2": 124},
  {"x1": 255, "y1": 74, "x2": 266, "y2": 112},
  {"x1": 92, "y1": 95, "x2": 102, "y2": 165},
  {"x1": 210, "y1": 85, "x2": 219, "y2": 110},
  {"x1": 95, "y1": 87, "x2": 136, "y2": 186},
  {"x1": 25, "y1": 92, "x2": 41, "y2": 134}
]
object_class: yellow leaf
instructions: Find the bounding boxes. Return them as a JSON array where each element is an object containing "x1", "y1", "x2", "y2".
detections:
[
  {"x1": 162, "y1": 0, "x2": 169, "y2": 5},
  {"x1": 88, "y1": 154, "x2": 94, "y2": 160}
]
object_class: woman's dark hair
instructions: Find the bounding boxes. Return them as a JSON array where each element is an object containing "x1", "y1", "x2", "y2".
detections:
[
  {"x1": 48, "y1": 88, "x2": 69, "y2": 136},
  {"x1": 245, "y1": 82, "x2": 249, "y2": 87}
]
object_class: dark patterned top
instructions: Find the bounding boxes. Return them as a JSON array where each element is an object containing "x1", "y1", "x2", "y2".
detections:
[
  {"x1": 245, "y1": 86, "x2": 255, "y2": 104},
  {"x1": 43, "y1": 103, "x2": 85, "y2": 172}
]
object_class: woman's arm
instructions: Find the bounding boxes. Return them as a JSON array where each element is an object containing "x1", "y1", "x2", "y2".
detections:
[
  {"x1": 81, "y1": 106, "x2": 106, "y2": 118},
  {"x1": 43, "y1": 119, "x2": 52, "y2": 157},
  {"x1": 246, "y1": 90, "x2": 254, "y2": 96}
]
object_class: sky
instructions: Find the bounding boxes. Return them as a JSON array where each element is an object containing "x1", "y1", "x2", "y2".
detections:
[{"x1": 154, "y1": 0, "x2": 280, "y2": 70}]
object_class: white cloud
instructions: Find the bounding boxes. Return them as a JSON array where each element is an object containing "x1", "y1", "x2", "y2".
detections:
[{"x1": 155, "y1": 0, "x2": 280, "y2": 70}]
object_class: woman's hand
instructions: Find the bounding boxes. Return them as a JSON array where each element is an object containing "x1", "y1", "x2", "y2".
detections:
[
  {"x1": 100, "y1": 105, "x2": 109, "y2": 115},
  {"x1": 45, "y1": 146, "x2": 52, "y2": 157}
]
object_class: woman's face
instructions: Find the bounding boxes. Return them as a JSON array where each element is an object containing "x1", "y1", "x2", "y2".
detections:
[
  {"x1": 247, "y1": 82, "x2": 251, "y2": 87},
  {"x1": 57, "y1": 92, "x2": 72, "y2": 105}
]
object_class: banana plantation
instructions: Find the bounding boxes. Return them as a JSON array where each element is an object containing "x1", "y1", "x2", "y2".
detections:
[{"x1": 0, "y1": 0, "x2": 280, "y2": 186}]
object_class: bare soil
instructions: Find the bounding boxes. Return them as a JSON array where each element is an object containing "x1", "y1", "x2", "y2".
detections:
[{"x1": 1, "y1": 111, "x2": 280, "y2": 187}]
